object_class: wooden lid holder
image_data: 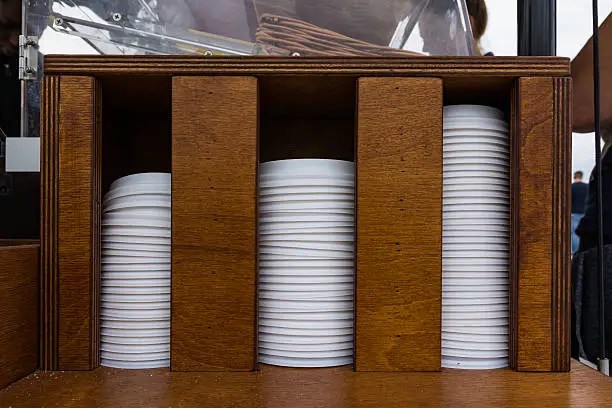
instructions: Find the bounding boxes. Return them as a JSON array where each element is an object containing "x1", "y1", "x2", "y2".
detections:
[{"x1": 40, "y1": 55, "x2": 571, "y2": 373}]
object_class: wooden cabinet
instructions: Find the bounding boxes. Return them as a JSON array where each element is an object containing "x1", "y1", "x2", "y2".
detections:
[
  {"x1": 0, "y1": 242, "x2": 39, "y2": 388},
  {"x1": 39, "y1": 56, "x2": 571, "y2": 372}
]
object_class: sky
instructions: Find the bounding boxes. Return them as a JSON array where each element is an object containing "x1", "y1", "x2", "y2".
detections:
[{"x1": 482, "y1": 0, "x2": 612, "y2": 178}]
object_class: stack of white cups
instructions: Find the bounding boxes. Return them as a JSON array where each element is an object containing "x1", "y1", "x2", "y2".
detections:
[
  {"x1": 442, "y1": 105, "x2": 510, "y2": 370},
  {"x1": 101, "y1": 173, "x2": 171, "y2": 369},
  {"x1": 258, "y1": 159, "x2": 355, "y2": 368}
]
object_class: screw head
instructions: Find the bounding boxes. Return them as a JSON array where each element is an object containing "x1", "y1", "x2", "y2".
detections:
[
  {"x1": 204, "y1": 50, "x2": 213, "y2": 56},
  {"x1": 291, "y1": 52, "x2": 301, "y2": 57},
  {"x1": 55, "y1": 17, "x2": 64, "y2": 26},
  {"x1": 112, "y1": 13, "x2": 122, "y2": 22}
]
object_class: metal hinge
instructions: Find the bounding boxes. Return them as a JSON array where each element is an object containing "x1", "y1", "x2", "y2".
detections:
[{"x1": 18, "y1": 35, "x2": 39, "y2": 81}]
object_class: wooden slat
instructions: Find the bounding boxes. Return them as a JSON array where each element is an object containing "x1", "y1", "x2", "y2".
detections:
[
  {"x1": 44, "y1": 56, "x2": 570, "y2": 78},
  {"x1": 515, "y1": 77, "x2": 553, "y2": 372},
  {"x1": 56, "y1": 76, "x2": 101, "y2": 371},
  {"x1": 356, "y1": 77, "x2": 442, "y2": 372},
  {"x1": 92, "y1": 79, "x2": 102, "y2": 369},
  {"x1": 509, "y1": 81, "x2": 519, "y2": 370},
  {"x1": 40, "y1": 75, "x2": 60, "y2": 371},
  {"x1": 512, "y1": 77, "x2": 571, "y2": 372},
  {"x1": 171, "y1": 76, "x2": 258, "y2": 371},
  {"x1": 552, "y1": 77, "x2": 572, "y2": 372},
  {"x1": 0, "y1": 244, "x2": 39, "y2": 388}
]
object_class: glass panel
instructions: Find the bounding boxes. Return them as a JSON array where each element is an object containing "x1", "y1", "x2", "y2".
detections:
[{"x1": 22, "y1": 0, "x2": 476, "y2": 138}]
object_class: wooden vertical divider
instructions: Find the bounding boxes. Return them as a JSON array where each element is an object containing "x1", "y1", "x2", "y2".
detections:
[
  {"x1": 511, "y1": 77, "x2": 571, "y2": 372},
  {"x1": 41, "y1": 76, "x2": 101, "y2": 370},
  {"x1": 171, "y1": 76, "x2": 258, "y2": 371},
  {"x1": 552, "y1": 77, "x2": 572, "y2": 372},
  {"x1": 355, "y1": 77, "x2": 443, "y2": 372},
  {"x1": 509, "y1": 79, "x2": 519, "y2": 370},
  {"x1": 40, "y1": 75, "x2": 59, "y2": 371}
]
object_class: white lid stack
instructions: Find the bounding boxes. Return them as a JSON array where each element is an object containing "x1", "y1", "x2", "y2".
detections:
[
  {"x1": 442, "y1": 105, "x2": 510, "y2": 370},
  {"x1": 101, "y1": 173, "x2": 171, "y2": 369},
  {"x1": 258, "y1": 159, "x2": 355, "y2": 368}
]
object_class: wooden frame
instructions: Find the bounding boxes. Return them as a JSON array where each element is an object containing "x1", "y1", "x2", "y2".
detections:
[
  {"x1": 40, "y1": 75, "x2": 101, "y2": 371},
  {"x1": 509, "y1": 77, "x2": 572, "y2": 372},
  {"x1": 40, "y1": 56, "x2": 571, "y2": 372}
]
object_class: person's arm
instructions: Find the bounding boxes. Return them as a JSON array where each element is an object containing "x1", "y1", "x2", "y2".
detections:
[{"x1": 572, "y1": 13, "x2": 612, "y2": 133}]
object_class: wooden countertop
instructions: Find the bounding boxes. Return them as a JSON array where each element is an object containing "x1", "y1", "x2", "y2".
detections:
[{"x1": 1, "y1": 362, "x2": 610, "y2": 407}]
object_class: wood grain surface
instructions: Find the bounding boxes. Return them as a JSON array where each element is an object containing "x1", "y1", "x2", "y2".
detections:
[
  {"x1": 551, "y1": 78, "x2": 572, "y2": 372},
  {"x1": 0, "y1": 244, "x2": 39, "y2": 389},
  {"x1": 43, "y1": 56, "x2": 570, "y2": 78},
  {"x1": 40, "y1": 75, "x2": 60, "y2": 371},
  {"x1": 1, "y1": 362, "x2": 608, "y2": 407},
  {"x1": 509, "y1": 81, "x2": 519, "y2": 370},
  {"x1": 39, "y1": 57, "x2": 572, "y2": 373},
  {"x1": 356, "y1": 77, "x2": 442, "y2": 371},
  {"x1": 58, "y1": 76, "x2": 101, "y2": 371},
  {"x1": 171, "y1": 76, "x2": 258, "y2": 371},
  {"x1": 41, "y1": 76, "x2": 102, "y2": 371},
  {"x1": 511, "y1": 77, "x2": 571, "y2": 372},
  {"x1": 0, "y1": 240, "x2": 39, "y2": 246}
]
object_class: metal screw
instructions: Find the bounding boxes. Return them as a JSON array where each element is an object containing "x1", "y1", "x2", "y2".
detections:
[
  {"x1": 112, "y1": 13, "x2": 122, "y2": 22},
  {"x1": 24, "y1": 67, "x2": 34, "y2": 74},
  {"x1": 204, "y1": 50, "x2": 213, "y2": 56},
  {"x1": 291, "y1": 52, "x2": 301, "y2": 57},
  {"x1": 55, "y1": 17, "x2": 64, "y2": 26}
]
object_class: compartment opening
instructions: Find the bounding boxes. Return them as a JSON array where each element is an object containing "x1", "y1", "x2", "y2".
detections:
[
  {"x1": 101, "y1": 76, "x2": 172, "y2": 195},
  {"x1": 443, "y1": 76, "x2": 512, "y2": 120},
  {"x1": 441, "y1": 76, "x2": 513, "y2": 370},
  {"x1": 98, "y1": 76, "x2": 172, "y2": 370},
  {"x1": 259, "y1": 76, "x2": 356, "y2": 163}
]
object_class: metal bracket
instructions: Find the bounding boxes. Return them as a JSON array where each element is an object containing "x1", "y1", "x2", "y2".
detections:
[{"x1": 18, "y1": 35, "x2": 39, "y2": 81}]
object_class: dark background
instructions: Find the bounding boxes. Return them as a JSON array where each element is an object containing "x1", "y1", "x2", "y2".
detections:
[{"x1": 1, "y1": 1, "x2": 40, "y2": 239}]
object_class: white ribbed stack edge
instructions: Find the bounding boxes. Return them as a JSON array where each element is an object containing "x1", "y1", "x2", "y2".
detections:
[
  {"x1": 101, "y1": 173, "x2": 171, "y2": 369},
  {"x1": 258, "y1": 159, "x2": 355, "y2": 368},
  {"x1": 442, "y1": 105, "x2": 510, "y2": 370}
]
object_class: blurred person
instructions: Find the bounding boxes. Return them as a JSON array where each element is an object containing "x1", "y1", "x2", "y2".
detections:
[
  {"x1": 574, "y1": 13, "x2": 612, "y2": 251},
  {"x1": 572, "y1": 171, "x2": 589, "y2": 254},
  {"x1": 419, "y1": 0, "x2": 489, "y2": 55},
  {"x1": 571, "y1": 13, "x2": 612, "y2": 366},
  {"x1": 465, "y1": 0, "x2": 493, "y2": 55}
]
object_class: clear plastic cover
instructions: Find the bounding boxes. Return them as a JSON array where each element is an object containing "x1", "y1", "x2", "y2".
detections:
[
  {"x1": 22, "y1": 0, "x2": 476, "y2": 137},
  {"x1": 28, "y1": 0, "x2": 476, "y2": 57}
]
